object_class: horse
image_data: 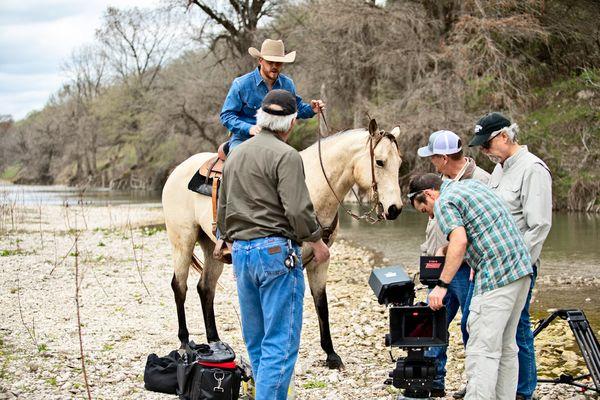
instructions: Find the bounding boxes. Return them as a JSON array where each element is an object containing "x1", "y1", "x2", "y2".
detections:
[{"x1": 161, "y1": 119, "x2": 403, "y2": 369}]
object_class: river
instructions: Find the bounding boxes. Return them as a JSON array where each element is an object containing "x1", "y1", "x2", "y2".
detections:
[{"x1": 2, "y1": 183, "x2": 599, "y2": 327}]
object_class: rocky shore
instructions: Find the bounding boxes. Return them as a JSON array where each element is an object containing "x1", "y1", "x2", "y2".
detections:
[{"x1": 0, "y1": 203, "x2": 597, "y2": 399}]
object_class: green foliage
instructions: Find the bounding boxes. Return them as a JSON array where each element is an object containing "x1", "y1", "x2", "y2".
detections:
[
  {"x1": 37, "y1": 343, "x2": 48, "y2": 353},
  {"x1": 141, "y1": 225, "x2": 164, "y2": 236},
  {"x1": 0, "y1": 164, "x2": 21, "y2": 181},
  {"x1": 302, "y1": 380, "x2": 327, "y2": 389},
  {"x1": 1, "y1": 249, "x2": 25, "y2": 256},
  {"x1": 520, "y1": 69, "x2": 600, "y2": 209},
  {"x1": 45, "y1": 377, "x2": 57, "y2": 386}
]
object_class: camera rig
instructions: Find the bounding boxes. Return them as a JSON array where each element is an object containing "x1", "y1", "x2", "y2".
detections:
[{"x1": 369, "y1": 265, "x2": 448, "y2": 400}]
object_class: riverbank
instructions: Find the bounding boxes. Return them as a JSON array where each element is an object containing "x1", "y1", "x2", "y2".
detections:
[{"x1": 0, "y1": 203, "x2": 597, "y2": 399}]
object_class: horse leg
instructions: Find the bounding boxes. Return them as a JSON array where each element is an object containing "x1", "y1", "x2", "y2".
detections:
[
  {"x1": 169, "y1": 235, "x2": 195, "y2": 349},
  {"x1": 306, "y1": 260, "x2": 345, "y2": 370},
  {"x1": 198, "y1": 233, "x2": 224, "y2": 343}
]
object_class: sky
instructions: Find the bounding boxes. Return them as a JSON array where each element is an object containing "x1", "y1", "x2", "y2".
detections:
[{"x1": 0, "y1": 0, "x2": 162, "y2": 121}]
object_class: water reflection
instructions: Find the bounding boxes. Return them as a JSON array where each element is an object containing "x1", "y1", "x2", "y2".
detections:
[{"x1": 0, "y1": 183, "x2": 161, "y2": 206}]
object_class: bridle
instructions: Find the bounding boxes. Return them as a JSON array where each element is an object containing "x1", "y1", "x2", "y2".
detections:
[{"x1": 316, "y1": 111, "x2": 399, "y2": 225}]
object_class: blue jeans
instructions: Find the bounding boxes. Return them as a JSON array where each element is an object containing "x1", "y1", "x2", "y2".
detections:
[
  {"x1": 462, "y1": 265, "x2": 538, "y2": 399},
  {"x1": 516, "y1": 265, "x2": 537, "y2": 399},
  {"x1": 425, "y1": 263, "x2": 472, "y2": 390},
  {"x1": 232, "y1": 237, "x2": 304, "y2": 400},
  {"x1": 228, "y1": 135, "x2": 247, "y2": 152}
]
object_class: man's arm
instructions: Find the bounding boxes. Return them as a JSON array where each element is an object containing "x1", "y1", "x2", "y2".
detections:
[
  {"x1": 521, "y1": 163, "x2": 552, "y2": 263},
  {"x1": 428, "y1": 227, "x2": 467, "y2": 311},
  {"x1": 276, "y1": 150, "x2": 321, "y2": 243},
  {"x1": 295, "y1": 92, "x2": 316, "y2": 119},
  {"x1": 220, "y1": 80, "x2": 253, "y2": 137},
  {"x1": 428, "y1": 197, "x2": 466, "y2": 311}
]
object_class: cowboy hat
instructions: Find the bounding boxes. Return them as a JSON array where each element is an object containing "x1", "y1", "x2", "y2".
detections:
[{"x1": 248, "y1": 39, "x2": 296, "y2": 63}]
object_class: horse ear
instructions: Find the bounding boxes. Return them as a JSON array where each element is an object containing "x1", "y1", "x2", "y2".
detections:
[
  {"x1": 368, "y1": 119, "x2": 378, "y2": 137},
  {"x1": 391, "y1": 126, "x2": 401, "y2": 139}
]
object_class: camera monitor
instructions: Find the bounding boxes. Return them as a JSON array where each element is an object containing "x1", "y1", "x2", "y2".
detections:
[
  {"x1": 387, "y1": 305, "x2": 447, "y2": 348},
  {"x1": 419, "y1": 256, "x2": 445, "y2": 287},
  {"x1": 369, "y1": 265, "x2": 415, "y2": 306}
]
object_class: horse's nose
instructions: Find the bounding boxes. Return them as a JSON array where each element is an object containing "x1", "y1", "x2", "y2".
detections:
[{"x1": 386, "y1": 204, "x2": 401, "y2": 220}]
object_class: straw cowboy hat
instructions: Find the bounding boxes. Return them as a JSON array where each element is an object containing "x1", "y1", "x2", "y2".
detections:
[{"x1": 248, "y1": 39, "x2": 296, "y2": 63}]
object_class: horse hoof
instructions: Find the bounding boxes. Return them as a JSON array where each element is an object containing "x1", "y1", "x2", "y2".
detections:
[{"x1": 326, "y1": 353, "x2": 345, "y2": 370}]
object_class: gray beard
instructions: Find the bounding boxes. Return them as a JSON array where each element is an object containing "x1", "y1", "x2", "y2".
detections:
[{"x1": 486, "y1": 154, "x2": 503, "y2": 164}]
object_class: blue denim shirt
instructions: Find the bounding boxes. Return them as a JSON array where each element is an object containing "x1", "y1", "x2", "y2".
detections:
[{"x1": 219, "y1": 67, "x2": 315, "y2": 141}]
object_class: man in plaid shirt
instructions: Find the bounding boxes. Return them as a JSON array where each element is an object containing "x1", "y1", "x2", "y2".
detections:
[{"x1": 408, "y1": 173, "x2": 533, "y2": 399}]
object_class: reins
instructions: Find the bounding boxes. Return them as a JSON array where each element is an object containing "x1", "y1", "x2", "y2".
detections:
[{"x1": 316, "y1": 110, "x2": 396, "y2": 225}]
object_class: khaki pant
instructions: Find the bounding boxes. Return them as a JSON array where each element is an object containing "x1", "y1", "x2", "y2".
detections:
[{"x1": 465, "y1": 276, "x2": 532, "y2": 400}]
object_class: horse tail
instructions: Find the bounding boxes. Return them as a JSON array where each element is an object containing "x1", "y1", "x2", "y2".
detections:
[{"x1": 191, "y1": 252, "x2": 203, "y2": 274}]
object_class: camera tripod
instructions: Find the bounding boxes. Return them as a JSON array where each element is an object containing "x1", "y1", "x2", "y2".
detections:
[{"x1": 533, "y1": 309, "x2": 599, "y2": 394}]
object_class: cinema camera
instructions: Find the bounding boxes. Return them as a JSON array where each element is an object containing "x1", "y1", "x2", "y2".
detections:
[{"x1": 369, "y1": 265, "x2": 448, "y2": 400}]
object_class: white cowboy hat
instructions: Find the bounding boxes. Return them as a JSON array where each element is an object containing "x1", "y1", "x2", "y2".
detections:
[{"x1": 248, "y1": 39, "x2": 296, "y2": 63}]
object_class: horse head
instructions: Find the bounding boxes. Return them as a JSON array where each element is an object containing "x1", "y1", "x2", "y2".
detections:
[{"x1": 353, "y1": 119, "x2": 403, "y2": 220}]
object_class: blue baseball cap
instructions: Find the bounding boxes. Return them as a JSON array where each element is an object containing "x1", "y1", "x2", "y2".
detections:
[{"x1": 417, "y1": 130, "x2": 462, "y2": 157}]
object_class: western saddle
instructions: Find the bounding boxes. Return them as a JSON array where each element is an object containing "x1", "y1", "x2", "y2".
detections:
[{"x1": 188, "y1": 142, "x2": 231, "y2": 263}]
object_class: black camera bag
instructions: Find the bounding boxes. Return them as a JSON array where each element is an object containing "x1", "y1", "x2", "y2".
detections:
[
  {"x1": 180, "y1": 364, "x2": 242, "y2": 400},
  {"x1": 177, "y1": 341, "x2": 243, "y2": 400},
  {"x1": 144, "y1": 350, "x2": 181, "y2": 394}
]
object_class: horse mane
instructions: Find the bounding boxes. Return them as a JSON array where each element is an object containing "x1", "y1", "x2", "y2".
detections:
[{"x1": 303, "y1": 128, "x2": 368, "y2": 150}]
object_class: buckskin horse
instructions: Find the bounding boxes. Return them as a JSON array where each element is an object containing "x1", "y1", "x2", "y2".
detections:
[{"x1": 161, "y1": 119, "x2": 403, "y2": 369}]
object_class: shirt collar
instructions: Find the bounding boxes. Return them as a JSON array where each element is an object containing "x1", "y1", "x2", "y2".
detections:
[
  {"x1": 503, "y1": 145, "x2": 529, "y2": 170},
  {"x1": 440, "y1": 179, "x2": 453, "y2": 193},
  {"x1": 259, "y1": 128, "x2": 285, "y2": 142},
  {"x1": 253, "y1": 67, "x2": 282, "y2": 88}
]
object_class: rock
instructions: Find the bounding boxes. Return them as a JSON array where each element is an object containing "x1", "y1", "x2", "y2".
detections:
[{"x1": 577, "y1": 90, "x2": 595, "y2": 100}]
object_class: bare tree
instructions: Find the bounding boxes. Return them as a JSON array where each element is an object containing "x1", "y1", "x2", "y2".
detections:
[
  {"x1": 183, "y1": 0, "x2": 277, "y2": 65},
  {"x1": 96, "y1": 6, "x2": 184, "y2": 91}
]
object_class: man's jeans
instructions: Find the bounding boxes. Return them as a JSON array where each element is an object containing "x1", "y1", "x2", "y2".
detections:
[
  {"x1": 465, "y1": 276, "x2": 531, "y2": 399},
  {"x1": 425, "y1": 263, "x2": 472, "y2": 390},
  {"x1": 232, "y1": 237, "x2": 304, "y2": 400},
  {"x1": 228, "y1": 134, "x2": 247, "y2": 153},
  {"x1": 516, "y1": 266, "x2": 537, "y2": 399}
]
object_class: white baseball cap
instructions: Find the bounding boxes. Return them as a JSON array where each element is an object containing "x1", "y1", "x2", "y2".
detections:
[{"x1": 417, "y1": 130, "x2": 462, "y2": 157}]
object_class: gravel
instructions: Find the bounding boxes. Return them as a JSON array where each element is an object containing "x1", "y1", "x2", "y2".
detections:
[{"x1": 0, "y1": 204, "x2": 596, "y2": 399}]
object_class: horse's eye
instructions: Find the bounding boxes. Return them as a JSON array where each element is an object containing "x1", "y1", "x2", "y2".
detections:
[{"x1": 376, "y1": 160, "x2": 385, "y2": 167}]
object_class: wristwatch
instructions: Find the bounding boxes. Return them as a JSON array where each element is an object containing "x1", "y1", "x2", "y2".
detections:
[{"x1": 436, "y1": 279, "x2": 450, "y2": 289}]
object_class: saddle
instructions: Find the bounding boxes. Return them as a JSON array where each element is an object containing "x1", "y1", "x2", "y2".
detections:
[{"x1": 188, "y1": 142, "x2": 231, "y2": 264}]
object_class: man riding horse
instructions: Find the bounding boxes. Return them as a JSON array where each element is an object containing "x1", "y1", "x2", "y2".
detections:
[
  {"x1": 215, "y1": 38, "x2": 325, "y2": 258},
  {"x1": 220, "y1": 38, "x2": 325, "y2": 152}
]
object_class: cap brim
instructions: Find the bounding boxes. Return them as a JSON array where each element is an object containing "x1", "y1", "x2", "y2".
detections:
[
  {"x1": 248, "y1": 48, "x2": 296, "y2": 63},
  {"x1": 417, "y1": 146, "x2": 434, "y2": 157},
  {"x1": 468, "y1": 134, "x2": 490, "y2": 147}
]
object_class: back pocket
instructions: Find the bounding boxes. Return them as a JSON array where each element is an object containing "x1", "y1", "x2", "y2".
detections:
[{"x1": 258, "y1": 245, "x2": 288, "y2": 277}]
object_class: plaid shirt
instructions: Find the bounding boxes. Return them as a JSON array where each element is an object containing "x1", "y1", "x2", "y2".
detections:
[{"x1": 435, "y1": 179, "x2": 532, "y2": 295}]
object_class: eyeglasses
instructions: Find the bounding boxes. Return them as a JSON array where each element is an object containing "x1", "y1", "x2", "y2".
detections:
[
  {"x1": 407, "y1": 190, "x2": 424, "y2": 201},
  {"x1": 481, "y1": 131, "x2": 502, "y2": 149}
]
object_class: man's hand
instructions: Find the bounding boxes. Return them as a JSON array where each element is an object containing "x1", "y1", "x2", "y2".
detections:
[
  {"x1": 428, "y1": 286, "x2": 447, "y2": 311},
  {"x1": 308, "y1": 239, "x2": 330, "y2": 264},
  {"x1": 310, "y1": 100, "x2": 325, "y2": 114},
  {"x1": 249, "y1": 125, "x2": 261, "y2": 136}
]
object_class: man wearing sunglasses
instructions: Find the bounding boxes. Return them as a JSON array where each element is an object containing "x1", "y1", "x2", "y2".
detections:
[
  {"x1": 415, "y1": 130, "x2": 490, "y2": 398},
  {"x1": 469, "y1": 112, "x2": 552, "y2": 400}
]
